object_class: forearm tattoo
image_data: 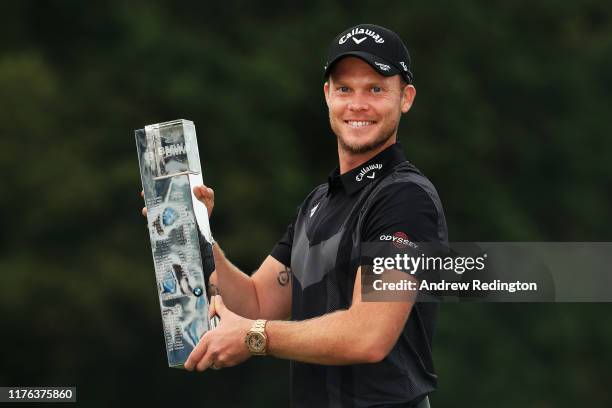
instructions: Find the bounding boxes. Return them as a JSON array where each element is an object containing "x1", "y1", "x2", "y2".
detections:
[{"x1": 277, "y1": 266, "x2": 291, "y2": 286}]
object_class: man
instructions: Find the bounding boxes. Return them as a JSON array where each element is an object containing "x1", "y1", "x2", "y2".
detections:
[{"x1": 145, "y1": 24, "x2": 448, "y2": 407}]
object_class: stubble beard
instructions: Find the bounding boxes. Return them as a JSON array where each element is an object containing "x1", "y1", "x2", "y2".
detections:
[{"x1": 331, "y1": 115, "x2": 399, "y2": 155}]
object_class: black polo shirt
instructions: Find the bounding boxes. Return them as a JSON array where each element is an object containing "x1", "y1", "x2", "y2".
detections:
[{"x1": 271, "y1": 142, "x2": 448, "y2": 408}]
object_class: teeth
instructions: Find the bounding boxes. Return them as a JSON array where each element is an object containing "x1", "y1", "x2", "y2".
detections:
[{"x1": 347, "y1": 121, "x2": 374, "y2": 127}]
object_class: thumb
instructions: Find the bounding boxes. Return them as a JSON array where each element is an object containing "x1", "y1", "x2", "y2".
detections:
[
  {"x1": 208, "y1": 295, "x2": 217, "y2": 318},
  {"x1": 214, "y1": 295, "x2": 227, "y2": 317}
]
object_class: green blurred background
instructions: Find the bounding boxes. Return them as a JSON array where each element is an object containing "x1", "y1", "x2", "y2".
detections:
[{"x1": 1, "y1": 0, "x2": 611, "y2": 406}]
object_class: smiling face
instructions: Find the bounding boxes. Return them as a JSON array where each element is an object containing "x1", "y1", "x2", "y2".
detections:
[{"x1": 324, "y1": 57, "x2": 415, "y2": 156}]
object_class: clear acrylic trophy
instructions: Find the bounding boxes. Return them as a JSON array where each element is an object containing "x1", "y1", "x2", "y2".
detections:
[{"x1": 135, "y1": 119, "x2": 215, "y2": 368}]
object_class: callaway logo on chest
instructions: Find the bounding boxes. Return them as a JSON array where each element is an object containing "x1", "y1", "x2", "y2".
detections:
[
  {"x1": 356, "y1": 163, "x2": 383, "y2": 181},
  {"x1": 339, "y1": 27, "x2": 385, "y2": 45}
]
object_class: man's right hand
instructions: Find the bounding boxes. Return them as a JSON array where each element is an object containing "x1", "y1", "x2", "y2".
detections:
[{"x1": 140, "y1": 185, "x2": 215, "y2": 219}]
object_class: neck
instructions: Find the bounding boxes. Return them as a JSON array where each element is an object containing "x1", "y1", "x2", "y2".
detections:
[{"x1": 338, "y1": 136, "x2": 397, "y2": 174}]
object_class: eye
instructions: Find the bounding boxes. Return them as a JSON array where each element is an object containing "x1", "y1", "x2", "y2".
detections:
[
  {"x1": 371, "y1": 86, "x2": 382, "y2": 93},
  {"x1": 338, "y1": 86, "x2": 350, "y2": 93}
]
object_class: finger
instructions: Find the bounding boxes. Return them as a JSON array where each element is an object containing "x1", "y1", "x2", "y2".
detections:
[
  {"x1": 193, "y1": 185, "x2": 204, "y2": 200},
  {"x1": 193, "y1": 185, "x2": 208, "y2": 197},
  {"x1": 141, "y1": 207, "x2": 147, "y2": 218},
  {"x1": 208, "y1": 295, "x2": 217, "y2": 319},
  {"x1": 140, "y1": 190, "x2": 144, "y2": 199},
  {"x1": 214, "y1": 295, "x2": 226, "y2": 317},
  {"x1": 193, "y1": 185, "x2": 213, "y2": 200},
  {"x1": 196, "y1": 348, "x2": 215, "y2": 372},
  {"x1": 184, "y1": 333, "x2": 209, "y2": 371}
]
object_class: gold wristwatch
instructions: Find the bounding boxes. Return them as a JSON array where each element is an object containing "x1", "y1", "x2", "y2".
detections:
[{"x1": 245, "y1": 319, "x2": 268, "y2": 355}]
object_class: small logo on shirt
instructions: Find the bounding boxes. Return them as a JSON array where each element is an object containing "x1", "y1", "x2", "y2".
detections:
[
  {"x1": 379, "y1": 232, "x2": 418, "y2": 249},
  {"x1": 310, "y1": 202, "x2": 320, "y2": 218},
  {"x1": 356, "y1": 163, "x2": 383, "y2": 181}
]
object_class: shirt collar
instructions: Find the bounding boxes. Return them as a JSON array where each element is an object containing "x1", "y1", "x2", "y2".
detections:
[{"x1": 327, "y1": 143, "x2": 407, "y2": 196}]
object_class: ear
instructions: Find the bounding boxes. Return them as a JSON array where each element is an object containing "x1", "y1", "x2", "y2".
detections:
[
  {"x1": 323, "y1": 81, "x2": 330, "y2": 108},
  {"x1": 400, "y1": 85, "x2": 416, "y2": 113}
]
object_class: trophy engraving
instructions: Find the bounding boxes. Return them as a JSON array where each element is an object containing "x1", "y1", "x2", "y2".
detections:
[{"x1": 135, "y1": 119, "x2": 215, "y2": 368}]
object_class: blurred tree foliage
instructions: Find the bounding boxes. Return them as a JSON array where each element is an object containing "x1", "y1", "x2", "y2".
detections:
[{"x1": 0, "y1": 0, "x2": 610, "y2": 406}]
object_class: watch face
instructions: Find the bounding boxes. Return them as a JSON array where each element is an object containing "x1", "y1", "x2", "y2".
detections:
[{"x1": 248, "y1": 332, "x2": 265, "y2": 352}]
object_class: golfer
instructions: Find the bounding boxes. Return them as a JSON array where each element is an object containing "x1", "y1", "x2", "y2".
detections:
[{"x1": 147, "y1": 23, "x2": 448, "y2": 408}]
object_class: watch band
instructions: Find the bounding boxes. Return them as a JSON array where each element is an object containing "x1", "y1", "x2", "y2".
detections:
[
  {"x1": 247, "y1": 319, "x2": 268, "y2": 356},
  {"x1": 252, "y1": 319, "x2": 267, "y2": 333}
]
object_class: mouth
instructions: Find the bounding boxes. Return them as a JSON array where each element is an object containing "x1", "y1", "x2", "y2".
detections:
[{"x1": 344, "y1": 120, "x2": 377, "y2": 128}]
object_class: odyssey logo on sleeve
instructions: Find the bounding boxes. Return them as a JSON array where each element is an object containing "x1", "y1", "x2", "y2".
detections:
[{"x1": 379, "y1": 232, "x2": 418, "y2": 249}]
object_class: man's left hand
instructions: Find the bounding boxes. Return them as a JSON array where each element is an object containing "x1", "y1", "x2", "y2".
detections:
[{"x1": 184, "y1": 295, "x2": 253, "y2": 372}]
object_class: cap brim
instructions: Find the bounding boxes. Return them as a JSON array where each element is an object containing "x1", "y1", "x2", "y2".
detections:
[{"x1": 324, "y1": 51, "x2": 401, "y2": 79}]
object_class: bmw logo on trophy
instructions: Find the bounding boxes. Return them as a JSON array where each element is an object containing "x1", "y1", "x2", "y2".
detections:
[{"x1": 135, "y1": 119, "x2": 216, "y2": 368}]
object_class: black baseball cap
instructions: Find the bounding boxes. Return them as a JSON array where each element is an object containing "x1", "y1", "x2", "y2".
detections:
[{"x1": 324, "y1": 24, "x2": 413, "y2": 84}]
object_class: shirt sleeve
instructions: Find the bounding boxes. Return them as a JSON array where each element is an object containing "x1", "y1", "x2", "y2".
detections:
[
  {"x1": 270, "y1": 219, "x2": 295, "y2": 267},
  {"x1": 361, "y1": 181, "x2": 440, "y2": 244},
  {"x1": 360, "y1": 181, "x2": 442, "y2": 283}
]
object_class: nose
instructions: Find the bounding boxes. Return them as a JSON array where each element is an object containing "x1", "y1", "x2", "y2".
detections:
[{"x1": 348, "y1": 92, "x2": 369, "y2": 112}]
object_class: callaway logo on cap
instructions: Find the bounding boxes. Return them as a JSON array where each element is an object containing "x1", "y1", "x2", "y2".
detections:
[{"x1": 324, "y1": 24, "x2": 413, "y2": 84}]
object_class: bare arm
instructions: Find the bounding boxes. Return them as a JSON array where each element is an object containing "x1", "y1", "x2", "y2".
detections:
[
  {"x1": 185, "y1": 268, "x2": 416, "y2": 371},
  {"x1": 265, "y1": 268, "x2": 415, "y2": 365},
  {"x1": 212, "y1": 246, "x2": 291, "y2": 320}
]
